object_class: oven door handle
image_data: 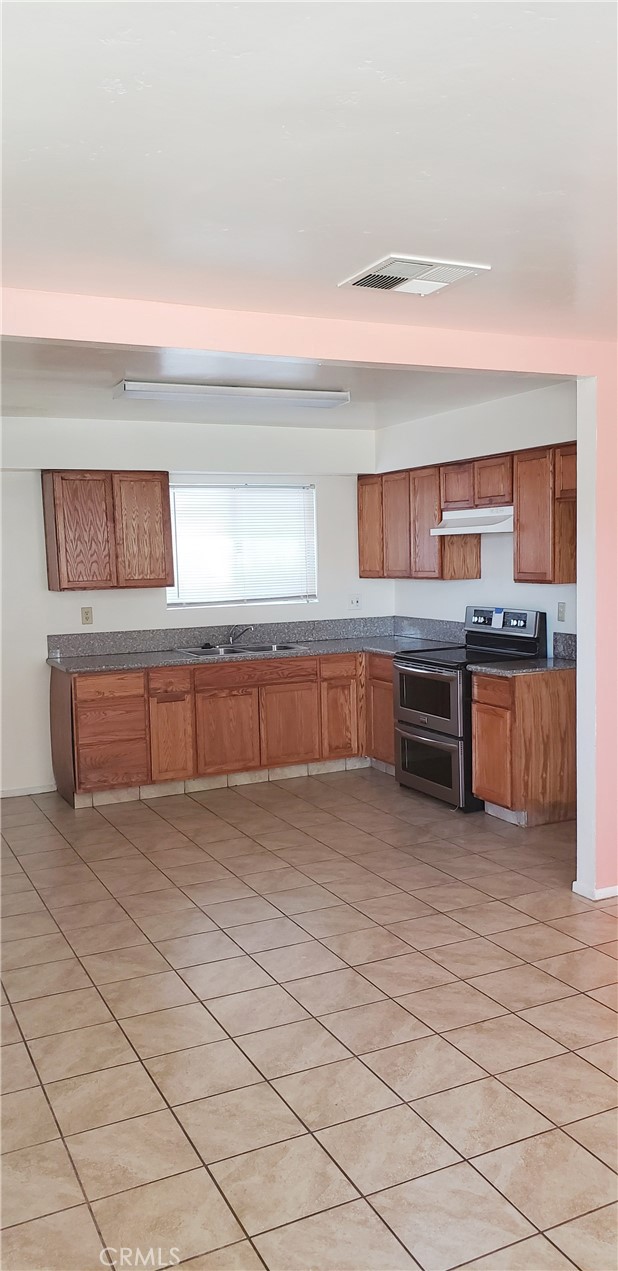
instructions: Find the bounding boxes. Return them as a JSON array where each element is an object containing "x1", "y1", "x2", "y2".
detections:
[
  {"x1": 394, "y1": 662, "x2": 458, "y2": 680},
  {"x1": 395, "y1": 725, "x2": 460, "y2": 751}
]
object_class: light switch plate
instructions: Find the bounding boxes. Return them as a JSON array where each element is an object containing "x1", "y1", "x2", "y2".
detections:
[{"x1": 81, "y1": 607, "x2": 93, "y2": 626}]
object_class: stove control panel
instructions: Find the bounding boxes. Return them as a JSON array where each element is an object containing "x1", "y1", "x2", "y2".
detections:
[{"x1": 465, "y1": 606, "x2": 541, "y2": 638}]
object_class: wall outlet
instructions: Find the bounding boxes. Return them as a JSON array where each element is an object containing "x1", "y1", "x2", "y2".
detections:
[
  {"x1": 81, "y1": 607, "x2": 93, "y2": 626},
  {"x1": 557, "y1": 602, "x2": 566, "y2": 623},
  {"x1": 349, "y1": 595, "x2": 361, "y2": 609}
]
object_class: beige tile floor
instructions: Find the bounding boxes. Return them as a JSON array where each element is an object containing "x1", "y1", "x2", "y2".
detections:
[{"x1": 1, "y1": 770, "x2": 617, "y2": 1271}]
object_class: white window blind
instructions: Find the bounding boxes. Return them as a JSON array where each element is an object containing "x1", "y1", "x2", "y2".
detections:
[{"x1": 168, "y1": 484, "x2": 317, "y2": 607}]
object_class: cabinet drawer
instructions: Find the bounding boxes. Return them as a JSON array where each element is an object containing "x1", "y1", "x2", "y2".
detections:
[
  {"x1": 76, "y1": 700, "x2": 147, "y2": 745},
  {"x1": 472, "y1": 675, "x2": 514, "y2": 709},
  {"x1": 195, "y1": 656, "x2": 318, "y2": 690},
  {"x1": 319, "y1": 654, "x2": 359, "y2": 680},
  {"x1": 367, "y1": 654, "x2": 393, "y2": 683},
  {"x1": 74, "y1": 672, "x2": 145, "y2": 703},
  {"x1": 148, "y1": 667, "x2": 192, "y2": 696},
  {"x1": 76, "y1": 737, "x2": 150, "y2": 791}
]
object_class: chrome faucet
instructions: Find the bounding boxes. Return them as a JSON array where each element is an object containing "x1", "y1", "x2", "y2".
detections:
[{"x1": 228, "y1": 624, "x2": 254, "y2": 645}]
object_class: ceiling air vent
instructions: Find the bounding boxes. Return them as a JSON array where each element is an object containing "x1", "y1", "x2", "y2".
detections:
[{"x1": 340, "y1": 255, "x2": 491, "y2": 296}]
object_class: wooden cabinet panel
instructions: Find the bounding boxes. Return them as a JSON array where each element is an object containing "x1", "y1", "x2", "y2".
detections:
[
  {"x1": 112, "y1": 472, "x2": 174, "y2": 587},
  {"x1": 555, "y1": 444, "x2": 576, "y2": 500},
  {"x1": 474, "y1": 455, "x2": 513, "y2": 507},
  {"x1": 514, "y1": 448, "x2": 554, "y2": 582},
  {"x1": 472, "y1": 674, "x2": 513, "y2": 710},
  {"x1": 442, "y1": 536, "x2": 481, "y2": 581},
  {"x1": 472, "y1": 703, "x2": 513, "y2": 807},
  {"x1": 319, "y1": 655, "x2": 359, "y2": 681},
  {"x1": 410, "y1": 467, "x2": 442, "y2": 579},
  {"x1": 366, "y1": 654, "x2": 393, "y2": 683},
  {"x1": 149, "y1": 669, "x2": 195, "y2": 782},
  {"x1": 367, "y1": 678, "x2": 395, "y2": 766},
  {"x1": 382, "y1": 472, "x2": 411, "y2": 577},
  {"x1": 42, "y1": 472, "x2": 117, "y2": 590},
  {"x1": 77, "y1": 737, "x2": 150, "y2": 792},
  {"x1": 321, "y1": 678, "x2": 358, "y2": 759},
  {"x1": 195, "y1": 657, "x2": 318, "y2": 691},
  {"x1": 357, "y1": 476, "x2": 384, "y2": 578},
  {"x1": 259, "y1": 682, "x2": 321, "y2": 767},
  {"x1": 440, "y1": 462, "x2": 474, "y2": 510},
  {"x1": 196, "y1": 688, "x2": 261, "y2": 775},
  {"x1": 75, "y1": 672, "x2": 145, "y2": 703},
  {"x1": 77, "y1": 700, "x2": 148, "y2": 746}
]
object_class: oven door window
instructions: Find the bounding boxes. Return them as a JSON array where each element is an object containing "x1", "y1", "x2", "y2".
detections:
[
  {"x1": 396, "y1": 727, "x2": 462, "y2": 806},
  {"x1": 396, "y1": 666, "x2": 461, "y2": 736}
]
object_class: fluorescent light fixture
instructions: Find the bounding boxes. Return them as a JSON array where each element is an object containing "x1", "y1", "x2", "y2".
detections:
[{"x1": 114, "y1": 381, "x2": 351, "y2": 408}]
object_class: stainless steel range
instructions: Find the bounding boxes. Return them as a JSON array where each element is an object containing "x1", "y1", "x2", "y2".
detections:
[{"x1": 393, "y1": 606, "x2": 547, "y2": 811}]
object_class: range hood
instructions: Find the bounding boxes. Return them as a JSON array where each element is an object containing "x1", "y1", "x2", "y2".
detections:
[{"x1": 431, "y1": 506, "x2": 514, "y2": 537}]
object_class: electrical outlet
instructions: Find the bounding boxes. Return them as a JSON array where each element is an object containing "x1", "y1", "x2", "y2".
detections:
[
  {"x1": 81, "y1": 607, "x2": 93, "y2": 626},
  {"x1": 557, "y1": 602, "x2": 566, "y2": 623},
  {"x1": 349, "y1": 595, "x2": 361, "y2": 610}
]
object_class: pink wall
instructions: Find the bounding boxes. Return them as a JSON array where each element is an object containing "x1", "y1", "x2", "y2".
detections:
[{"x1": 2, "y1": 287, "x2": 617, "y2": 889}]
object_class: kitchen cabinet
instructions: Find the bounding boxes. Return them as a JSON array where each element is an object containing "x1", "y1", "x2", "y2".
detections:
[
  {"x1": 320, "y1": 655, "x2": 360, "y2": 759},
  {"x1": 410, "y1": 467, "x2": 442, "y2": 579},
  {"x1": 366, "y1": 654, "x2": 395, "y2": 766},
  {"x1": 474, "y1": 455, "x2": 513, "y2": 507},
  {"x1": 112, "y1": 473, "x2": 174, "y2": 588},
  {"x1": 148, "y1": 668, "x2": 195, "y2": 782},
  {"x1": 42, "y1": 469, "x2": 174, "y2": 591},
  {"x1": 440, "y1": 462, "x2": 474, "y2": 510},
  {"x1": 357, "y1": 475, "x2": 384, "y2": 577},
  {"x1": 472, "y1": 670, "x2": 576, "y2": 825},
  {"x1": 382, "y1": 471, "x2": 411, "y2": 577},
  {"x1": 42, "y1": 472, "x2": 118, "y2": 590},
  {"x1": 260, "y1": 681, "x2": 321, "y2": 767},
  {"x1": 514, "y1": 447, "x2": 576, "y2": 584},
  {"x1": 72, "y1": 671, "x2": 150, "y2": 792},
  {"x1": 196, "y1": 687, "x2": 261, "y2": 775},
  {"x1": 555, "y1": 444, "x2": 577, "y2": 500}
]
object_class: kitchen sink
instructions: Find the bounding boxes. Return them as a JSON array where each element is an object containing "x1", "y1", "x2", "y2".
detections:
[{"x1": 179, "y1": 643, "x2": 307, "y2": 659}]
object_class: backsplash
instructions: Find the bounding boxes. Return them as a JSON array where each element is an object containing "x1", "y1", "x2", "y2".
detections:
[{"x1": 553, "y1": 631, "x2": 577, "y2": 659}]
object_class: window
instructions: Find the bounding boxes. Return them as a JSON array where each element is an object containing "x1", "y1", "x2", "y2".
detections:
[{"x1": 167, "y1": 483, "x2": 317, "y2": 607}]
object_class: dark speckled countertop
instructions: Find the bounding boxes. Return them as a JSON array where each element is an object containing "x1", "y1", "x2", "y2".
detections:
[
  {"x1": 47, "y1": 637, "x2": 419, "y2": 675},
  {"x1": 468, "y1": 658, "x2": 576, "y2": 677}
]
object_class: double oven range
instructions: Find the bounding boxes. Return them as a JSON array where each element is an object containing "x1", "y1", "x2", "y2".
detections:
[{"x1": 393, "y1": 606, "x2": 547, "y2": 811}]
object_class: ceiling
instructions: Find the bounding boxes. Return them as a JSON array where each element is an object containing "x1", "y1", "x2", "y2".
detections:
[
  {"x1": 1, "y1": 338, "x2": 562, "y2": 429},
  {"x1": 3, "y1": 2, "x2": 616, "y2": 340}
]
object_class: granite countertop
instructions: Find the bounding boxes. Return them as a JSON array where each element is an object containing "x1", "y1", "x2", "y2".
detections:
[
  {"x1": 468, "y1": 658, "x2": 576, "y2": 677},
  {"x1": 47, "y1": 637, "x2": 414, "y2": 675}
]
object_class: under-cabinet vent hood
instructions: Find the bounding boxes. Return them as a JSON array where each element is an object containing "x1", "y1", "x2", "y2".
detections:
[{"x1": 431, "y1": 506, "x2": 514, "y2": 537}]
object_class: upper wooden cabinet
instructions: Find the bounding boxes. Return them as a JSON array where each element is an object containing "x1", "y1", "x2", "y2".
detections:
[
  {"x1": 357, "y1": 475, "x2": 384, "y2": 577},
  {"x1": 42, "y1": 469, "x2": 174, "y2": 591},
  {"x1": 440, "y1": 462, "x2": 474, "y2": 510},
  {"x1": 410, "y1": 467, "x2": 442, "y2": 579},
  {"x1": 474, "y1": 455, "x2": 513, "y2": 507},
  {"x1": 112, "y1": 473, "x2": 174, "y2": 588},
  {"x1": 514, "y1": 447, "x2": 576, "y2": 584},
  {"x1": 382, "y1": 471, "x2": 411, "y2": 577},
  {"x1": 555, "y1": 444, "x2": 577, "y2": 500}
]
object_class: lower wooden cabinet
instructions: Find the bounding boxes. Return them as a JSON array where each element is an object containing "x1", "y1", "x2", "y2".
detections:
[
  {"x1": 148, "y1": 669, "x2": 195, "y2": 783},
  {"x1": 365, "y1": 655, "x2": 395, "y2": 766},
  {"x1": 196, "y1": 687, "x2": 261, "y2": 775},
  {"x1": 472, "y1": 701, "x2": 513, "y2": 807},
  {"x1": 72, "y1": 671, "x2": 150, "y2": 793},
  {"x1": 260, "y1": 681, "x2": 321, "y2": 767},
  {"x1": 321, "y1": 677, "x2": 358, "y2": 759}
]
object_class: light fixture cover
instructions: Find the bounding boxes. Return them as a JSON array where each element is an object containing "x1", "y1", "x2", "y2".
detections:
[
  {"x1": 339, "y1": 254, "x2": 491, "y2": 296},
  {"x1": 114, "y1": 381, "x2": 351, "y2": 408}
]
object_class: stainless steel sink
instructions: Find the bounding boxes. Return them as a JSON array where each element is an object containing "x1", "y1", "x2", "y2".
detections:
[{"x1": 179, "y1": 643, "x2": 306, "y2": 659}]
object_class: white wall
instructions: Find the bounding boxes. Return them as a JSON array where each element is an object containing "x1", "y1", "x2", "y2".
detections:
[
  {"x1": 376, "y1": 382, "x2": 577, "y2": 642},
  {"x1": 1, "y1": 417, "x2": 391, "y2": 794}
]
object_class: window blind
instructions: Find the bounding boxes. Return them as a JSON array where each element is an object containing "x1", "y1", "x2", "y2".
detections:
[{"x1": 167, "y1": 484, "x2": 318, "y2": 606}]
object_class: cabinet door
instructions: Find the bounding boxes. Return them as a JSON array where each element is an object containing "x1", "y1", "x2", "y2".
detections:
[
  {"x1": 321, "y1": 678, "x2": 358, "y2": 759},
  {"x1": 440, "y1": 462, "x2": 474, "y2": 510},
  {"x1": 196, "y1": 688, "x2": 261, "y2": 775},
  {"x1": 43, "y1": 471, "x2": 117, "y2": 590},
  {"x1": 555, "y1": 444, "x2": 576, "y2": 500},
  {"x1": 259, "y1": 682, "x2": 321, "y2": 767},
  {"x1": 367, "y1": 678, "x2": 395, "y2": 766},
  {"x1": 112, "y1": 472, "x2": 174, "y2": 587},
  {"x1": 472, "y1": 702, "x2": 513, "y2": 807},
  {"x1": 514, "y1": 449, "x2": 554, "y2": 582},
  {"x1": 410, "y1": 467, "x2": 442, "y2": 578},
  {"x1": 474, "y1": 455, "x2": 513, "y2": 507},
  {"x1": 382, "y1": 472, "x2": 411, "y2": 577},
  {"x1": 149, "y1": 669, "x2": 195, "y2": 782},
  {"x1": 357, "y1": 476, "x2": 384, "y2": 577}
]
